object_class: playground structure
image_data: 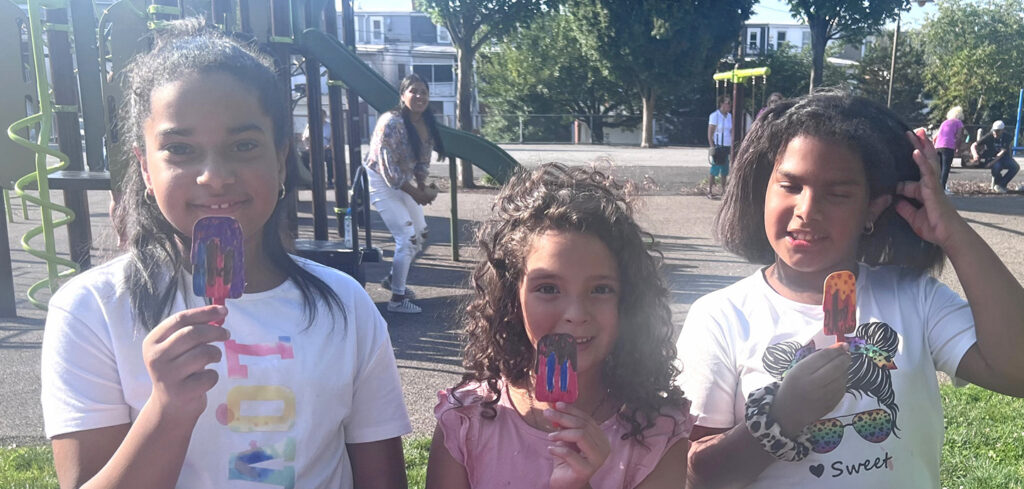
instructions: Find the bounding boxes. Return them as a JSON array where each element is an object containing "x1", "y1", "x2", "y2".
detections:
[
  {"x1": 1015, "y1": 88, "x2": 1023, "y2": 156},
  {"x1": 712, "y1": 66, "x2": 770, "y2": 153},
  {"x1": 0, "y1": 0, "x2": 520, "y2": 317}
]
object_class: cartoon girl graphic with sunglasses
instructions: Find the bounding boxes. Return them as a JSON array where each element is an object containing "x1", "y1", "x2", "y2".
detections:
[
  {"x1": 763, "y1": 321, "x2": 901, "y2": 450},
  {"x1": 757, "y1": 321, "x2": 903, "y2": 478}
]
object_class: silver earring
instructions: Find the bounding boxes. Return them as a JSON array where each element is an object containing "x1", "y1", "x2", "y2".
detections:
[
  {"x1": 278, "y1": 183, "x2": 286, "y2": 200},
  {"x1": 864, "y1": 221, "x2": 875, "y2": 235},
  {"x1": 144, "y1": 188, "x2": 156, "y2": 205}
]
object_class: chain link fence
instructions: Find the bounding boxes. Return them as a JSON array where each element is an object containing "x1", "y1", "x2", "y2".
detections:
[{"x1": 479, "y1": 114, "x2": 710, "y2": 146}]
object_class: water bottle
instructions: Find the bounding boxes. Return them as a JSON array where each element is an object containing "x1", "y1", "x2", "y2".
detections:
[{"x1": 343, "y1": 207, "x2": 353, "y2": 249}]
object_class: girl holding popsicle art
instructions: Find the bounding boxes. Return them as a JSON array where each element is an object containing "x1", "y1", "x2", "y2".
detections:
[
  {"x1": 426, "y1": 163, "x2": 695, "y2": 489},
  {"x1": 40, "y1": 19, "x2": 410, "y2": 489},
  {"x1": 679, "y1": 93, "x2": 1024, "y2": 488}
]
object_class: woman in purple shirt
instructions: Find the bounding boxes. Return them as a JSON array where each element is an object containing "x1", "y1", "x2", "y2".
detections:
[{"x1": 933, "y1": 106, "x2": 964, "y2": 193}]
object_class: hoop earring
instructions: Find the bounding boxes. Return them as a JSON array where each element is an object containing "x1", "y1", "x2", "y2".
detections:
[
  {"x1": 864, "y1": 221, "x2": 875, "y2": 236},
  {"x1": 144, "y1": 187, "x2": 156, "y2": 205},
  {"x1": 278, "y1": 183, "x2": 286, "y2": 200}
]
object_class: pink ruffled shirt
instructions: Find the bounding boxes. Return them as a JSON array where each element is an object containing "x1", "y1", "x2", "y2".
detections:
[{"x1": 434, "y1": 381, "x2": 694, "y2": 489}]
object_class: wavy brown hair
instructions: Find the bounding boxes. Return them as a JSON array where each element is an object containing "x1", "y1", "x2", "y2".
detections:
[
  {"x1": 715, "y1": 92, "x2": 944, "y2": 272},
  {"x1": 455, "y1": 163, "x2": 685, "y2": 441}
]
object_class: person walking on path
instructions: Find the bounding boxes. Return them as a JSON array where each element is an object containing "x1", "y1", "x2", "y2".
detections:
[
  {"x1": 971, "y1": 120, "x2": 1019, "y2": 193},
  {"x1": 301, "y1": 108, "x2": 334, "y2": 187},
  {"x1": 933, "y1": 106, "x2": 964, "y2": 194},
  {"x1": 707, "y1": 95, "x2": 733, "y2": 199}
]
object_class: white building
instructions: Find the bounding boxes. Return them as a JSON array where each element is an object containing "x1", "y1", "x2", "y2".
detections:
[
  {"x1": 742, "y1": 22, "x2": 866, "y2": 63},
  {"x1": 352, "y1": 7, "x2": 461, "y2": 132}
]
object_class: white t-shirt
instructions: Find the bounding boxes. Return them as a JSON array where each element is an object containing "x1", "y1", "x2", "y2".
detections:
[
  {"x1": 708, "y1": 110, "x2": 732, "y2": 147},
  {"x1": 677, "y1": 264, "x2": 977, "y2": 488},
  {"x1": 41, "y1": 255, "x2": 411, "y2": 489}
]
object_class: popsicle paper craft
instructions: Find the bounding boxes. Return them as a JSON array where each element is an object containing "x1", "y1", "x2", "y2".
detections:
[
  {"x1": 192, "y1": 216, "x2": 245, "y2": 326},
  {"x1": 822, "y1": 270, "x2": 856, "y2": 343},
  {"x1": 535, "y1": 333, "x2": 579, "y2": 404}
]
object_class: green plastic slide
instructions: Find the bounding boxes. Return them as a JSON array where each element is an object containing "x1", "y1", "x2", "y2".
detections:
[{"x1": 296, "y1": 29, "x2": 520, "y2": 184}]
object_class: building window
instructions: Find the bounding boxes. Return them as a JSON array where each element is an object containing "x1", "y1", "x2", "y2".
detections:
[
  {"x1": 370, "y1": 16, "x2": 384, "y2": 44},
  {"x1": 437, "y1": 25, "x2": 451, "y2": 44},
  {"x1": 413, "y1": 64, "x2": 455, "y2": 84},
  {"x1": 777, "y1": 30, "x2": 786, "y2": 47},
  {"x1": 748, "y1": 30, "x2": 759, "y2": 51}
]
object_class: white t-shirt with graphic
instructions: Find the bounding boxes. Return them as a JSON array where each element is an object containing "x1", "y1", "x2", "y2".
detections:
[
  {"x1": 42, "y1": 255, "x2": 411, "y2": 489},
  {"x1": 708, "y1": 110, "x2": 732, "y2": 147},
  {"x1": 677, "y1": 264, "x2": 977, "y2": 488}
]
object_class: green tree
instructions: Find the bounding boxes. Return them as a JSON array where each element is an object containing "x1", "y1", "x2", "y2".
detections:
[
  {"x1": 753, "y1": 42, "x2": 812, "y2": 97},
  {"x1": 783, "y1": 0, "x2": 907, "y2": 92},
  {"x1": 416, "y1": 0, "x2": 556, "y2": 186},
  {"x1": 568, "y1": 0, "x2": 755, "y2": 147},
  {"x1": 921, "y1": 0, "x2": 1024, "y2": 126},
  {"x1": 751, "y1": 43, "x2": 848, "y2": 100},
  {"x1": 478, "y1": 13, "x2": 636, "y2": 143},
  {"x1": 854, "y1": 29, "x2": 927, "y2": 126}
]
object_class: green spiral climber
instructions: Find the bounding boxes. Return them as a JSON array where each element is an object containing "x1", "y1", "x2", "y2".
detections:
[{"x1": 7, "y1": 0, "x2": 79, "y2": 309}]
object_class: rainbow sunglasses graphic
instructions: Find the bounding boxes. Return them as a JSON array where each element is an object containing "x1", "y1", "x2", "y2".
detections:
[{"x1": 804, "y1": 409, "x2": 893, "y2": 454}]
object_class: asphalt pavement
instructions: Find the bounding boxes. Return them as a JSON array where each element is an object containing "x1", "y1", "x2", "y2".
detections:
[{"x1": 2, "y1": 145, "x2": 1023, "y2": 445}]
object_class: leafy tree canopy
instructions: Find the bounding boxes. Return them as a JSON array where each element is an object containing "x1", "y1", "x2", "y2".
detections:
[
  {"x1": 567, "y1": 0, "x2": 755, "y2": 146},
  {"x1": 921, "y1": 0, "x2": 1024, "y2": 126}
]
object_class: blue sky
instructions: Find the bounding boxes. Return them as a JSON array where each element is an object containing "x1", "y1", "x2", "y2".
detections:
[{"x1": 351, "y1": 0, "x2": 936, "y2": 29}]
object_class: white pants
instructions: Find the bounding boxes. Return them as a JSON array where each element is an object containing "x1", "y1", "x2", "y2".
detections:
[{"x1": 367, "y1": 168, "x2": 427, "y2": 295}]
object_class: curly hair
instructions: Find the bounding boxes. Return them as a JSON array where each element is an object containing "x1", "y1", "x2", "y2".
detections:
[
  {"x1": 456, "y1": 163, "x2": 686, "y2": 441},
  {"x1": 715, "y1": 92, "x2": 944, "y2": 272},
  {"x1": 114, "y1": 18, "x2": 342, "y2": 330}
]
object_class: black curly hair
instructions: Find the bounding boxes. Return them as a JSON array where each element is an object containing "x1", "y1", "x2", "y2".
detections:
[
  {"x1": 455, "y1": 163, "x2": 686, "y2": 441},
  {"x1": 114, "y1": 18, "x2": 342, "y2": 330},
  {"x1": 715, "y1": 92, "x2": 944, "y2": 272}
]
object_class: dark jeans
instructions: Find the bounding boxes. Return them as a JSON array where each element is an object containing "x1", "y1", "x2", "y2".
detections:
[
  {"x1": 938, "y1": 148, "x2": 955, "y2": 187},
  {"x1": 301, "y1": 148, "x2": 335, "y2": 185},
  {"x1": 991, "y1": 153, "x2": 1019, "y2": 188}
]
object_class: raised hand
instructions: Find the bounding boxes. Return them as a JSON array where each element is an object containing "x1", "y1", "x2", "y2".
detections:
[
  {"x1": 770, "y1": 343, "x2": 850, "y2": 438},
  {"x1": 544, "y1": 402, "x2": 611, "y2": 489},
  {"x1": 894, "y1": 130, "x2": 969, "y2": 249},
  {"x1": 142, "y1": 305, "x2": 230, "y2": 420}
]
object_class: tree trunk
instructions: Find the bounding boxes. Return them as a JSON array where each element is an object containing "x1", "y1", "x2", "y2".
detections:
[
  {"x1": 640, "y1": 89, "x2": 655, "y2": 148},
  {"x1": 456, "y1": 43, "x2": 476, "y2": 188},
  {"x1": 809, "y1": 21, "x2": 828, "y2": 93},
  {"x1": 591, "y1": 115, "x2": 604, "y2": 144}
]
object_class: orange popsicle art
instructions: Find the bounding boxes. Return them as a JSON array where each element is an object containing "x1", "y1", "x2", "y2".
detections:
[{"x1": 823, "y1": 270, "x2": 856, "y2": 343}]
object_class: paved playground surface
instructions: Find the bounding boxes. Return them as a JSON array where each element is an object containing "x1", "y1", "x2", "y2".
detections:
[{"x1": 3, "y1": 145, "x2": 1024, "y2": 446}]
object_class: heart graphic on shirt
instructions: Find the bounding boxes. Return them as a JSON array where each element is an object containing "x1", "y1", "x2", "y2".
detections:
[{"x1": 809, "y1": 464, "x2": 825, "y2": 478}]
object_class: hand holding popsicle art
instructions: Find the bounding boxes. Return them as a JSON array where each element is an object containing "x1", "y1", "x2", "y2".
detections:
[
  {"x1": 535, "y1": 334, "x2": 579, "y2": 404},
  {"x1": 823, "y1": 271, "x2": 856, "y2": 343},
  {"x1": 191, "y1": 216, "x2": 245, "y2": 326}
]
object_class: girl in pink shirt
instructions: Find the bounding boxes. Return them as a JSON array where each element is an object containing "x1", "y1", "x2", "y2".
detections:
[{"x1": 425, "y1": 163, "x2": 694, "y2": 489}]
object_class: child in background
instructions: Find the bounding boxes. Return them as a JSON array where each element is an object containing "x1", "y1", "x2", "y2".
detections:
[
  {"x1": 426, "y1": 163, "x2": 694, "y2": 489},
  {"x1": 679, "y1": 93, "x2": 1024, "y2": 488},
  {"x1": 40, "y1": 19, "x2": 410, "y2": 489}
]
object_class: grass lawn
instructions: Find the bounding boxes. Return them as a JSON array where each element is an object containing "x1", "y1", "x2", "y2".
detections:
[{"x1": 3, "y1": 384, "x2": 1022, "y2": 488}]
